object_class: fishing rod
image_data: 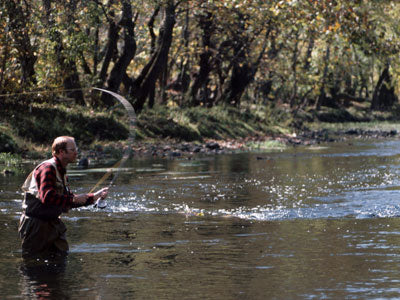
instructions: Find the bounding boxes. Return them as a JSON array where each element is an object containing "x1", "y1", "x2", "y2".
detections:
[{"x1": 89, "y1": 88, "x2": 137, "y2": 209}]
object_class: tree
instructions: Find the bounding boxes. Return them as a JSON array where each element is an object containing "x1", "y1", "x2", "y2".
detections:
[
  {"x1": 371, "y1": 62, "x2": 398, "y2": 110},
  {"x1": 101, "y1": 0, "x2": 137, "y2": 107},
  {"x1": 42, "y1": 0, "x2": 84, "y2": 105},
  {"x1": 128, "y1": 0, "x2": 177, "y2": 112},
  {"x1": 2, "y1": 0, "x2": 400, "y2": 115},
  {"x1": 4, "y1": 1, "x2": 37, "y2": 88}
]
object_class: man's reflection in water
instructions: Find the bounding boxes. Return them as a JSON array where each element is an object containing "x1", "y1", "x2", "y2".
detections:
[{"x1": 19, "y1": 251, "x2": 68, "y2": 299}]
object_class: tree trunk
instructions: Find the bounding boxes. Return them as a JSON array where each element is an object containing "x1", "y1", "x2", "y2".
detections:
[
  {"x1": 6, "y1": 1, "x2": 37, "y2": 88},
  {"x1": 166, "y1": 1, "x2": 190, "y2": 105},
  {"x1": 93, "y1": 25, "x2": 100, "y2": 76},
  {"x1": 225, "y1": 62, "x2": 252, "y2": 106},
  {"x1": 315, "y1": 43, "x2": 331, "y2": 110},
  {"x1": 43, "y1": 0, "x2": 84, "y2": 105},
  {"x1": 223, "y1": 19, "x2": 268, "y2": 107},
  {"x1": 303, "y1": 34, "x2": 315, "y2": 71},
  {"x1": 189, "y1": 11, "x2": 214, "y2": 106},
  {"x1": 101, "y1": 1, "x2": 137, "y2": 107},
  {"x1": 148, "y1": 5, "x2": 161, "y2": 55},
  {"x1": 62, "y1": 64, "x2": 84, "y2": 104},
  {"x1": 98, "y1": 15, "x2": 119, "y2": 87},
  {"x1": 371, "y1": 64, "x2": 398, "y2": 110},
  {"x1": 130, "y1": 1, "x2": 176, "y2": 112},
  {"x1": 290, "y1": 33, "x2": 300, "y2": 108},
  {"x1": 0, "y1": 27, "x2": 10, "y2": 92}
]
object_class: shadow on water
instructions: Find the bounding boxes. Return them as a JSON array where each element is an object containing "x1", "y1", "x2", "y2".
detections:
[{"x1": 19, "y1": 252, "x2": 68, "y2": 299}]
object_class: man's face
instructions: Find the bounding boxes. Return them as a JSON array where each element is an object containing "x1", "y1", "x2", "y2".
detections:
[{"x1": 63, "y1": 140, "x2": 78, "y2": 164}]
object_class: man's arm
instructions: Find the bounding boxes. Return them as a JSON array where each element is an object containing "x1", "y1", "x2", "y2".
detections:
[
  {"x1": 35, "y1": 163, "x2": 74, "y2": 208},
  {"x1": 35, "y1": 163, "x2": 108, "y2": 208}
]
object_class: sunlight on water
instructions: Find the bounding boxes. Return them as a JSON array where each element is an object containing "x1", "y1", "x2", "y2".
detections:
[
  {"x1": 70, "y1": 242, "x2": 151, "y2": 253},
  {"x1": 87, "y1": 190, "x2": 400, "y2": 222},
  {"x1": 4, "y1": 139, "x2": 400, "y2": 299},
  {"x1": 76, "y1": 141, "x2": 400, "y2": 222}
]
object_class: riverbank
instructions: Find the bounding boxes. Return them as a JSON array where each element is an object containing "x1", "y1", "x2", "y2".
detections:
[
  {"x1": 2, "y1": 100, "x2": 400, "y2": 165},
  {"x1": 77, "y1": 125, "x2": 399, "y2": 166},
  {"x1": 1, "y1": 124, "x2": 400, "y2": 175}
]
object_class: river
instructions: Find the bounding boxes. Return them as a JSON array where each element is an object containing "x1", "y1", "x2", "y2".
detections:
[{"x1": 1, "y1": 139, "x2": 400, "y2": 299}]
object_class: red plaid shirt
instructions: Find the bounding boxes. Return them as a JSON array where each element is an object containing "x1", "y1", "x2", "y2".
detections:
[{"x1": 34, "y1": 156, "x2": 74, "y2": 208}]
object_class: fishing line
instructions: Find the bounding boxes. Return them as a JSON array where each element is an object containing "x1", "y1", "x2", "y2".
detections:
[
  {"x1": 0, "y1": 87, "x2": 91, "y2": 98},
  {"x1": 90, "y1": 87, "x2": 137, "y2": 208}
]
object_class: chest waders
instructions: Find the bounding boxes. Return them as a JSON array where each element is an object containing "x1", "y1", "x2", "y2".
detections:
[{"x1": 19, "y1": 158, "x2": 70, "y2": 254}]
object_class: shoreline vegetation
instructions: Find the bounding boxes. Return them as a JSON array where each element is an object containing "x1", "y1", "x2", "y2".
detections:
[
  {"x1": 3, "y1": 2, "x2": 400, "y2": 173},
  {"x1": 2, "y1": 100, "x2": 400, "y2": 175}
]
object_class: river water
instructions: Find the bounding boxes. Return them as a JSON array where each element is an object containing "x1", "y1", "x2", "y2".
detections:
[{"x1": 2, "y1": 139, "x2": 400, "y2": 299}]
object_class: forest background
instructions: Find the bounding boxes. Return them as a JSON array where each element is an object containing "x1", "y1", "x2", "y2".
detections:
[{"x1": 2, "y1": 0, "x2": 400, "y2": 157}]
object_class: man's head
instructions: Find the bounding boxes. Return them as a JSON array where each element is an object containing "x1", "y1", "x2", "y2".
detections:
[{"x1": 52, "y1": 136, "x2": 78, "y2": 166}]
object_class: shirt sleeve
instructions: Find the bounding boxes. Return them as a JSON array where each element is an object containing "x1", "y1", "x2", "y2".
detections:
[
  {"x1": 35, "y1": 163, "x2": 74, "y2": 208},
  {"x1": 69, "y1": 193, "x2": 95, "y2": 208},
  {"x1": 86, "y1": 193, "x2": 95, "y2": 205}
]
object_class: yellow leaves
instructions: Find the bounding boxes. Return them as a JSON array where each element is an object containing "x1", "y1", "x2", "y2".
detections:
[
  {"x1": 269, "y1": 1, "x2": 289, "y2": 17},
  {"x1": 269, "y1": 6, "x2": 280, "y2": 17},
  {"x1": 334, "y1": 21, "x2": 341, "y2": 32},
  {"x1": 328, "y1": 21, "x2": 341, "y2": 33},
  {"x1": 167, "y1": 100, "x2": 178, "y2": 107},
  {"x1": 55, "y1": 15, "x2": 62, "y2": 24}
]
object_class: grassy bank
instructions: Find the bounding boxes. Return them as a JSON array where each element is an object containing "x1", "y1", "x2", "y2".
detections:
[
  {"x1": 1, "y1": 101, "x2": 294, "y2": 157},
  {"x1": 2, "y1": 99, "x2": 400, "y2": 161}
]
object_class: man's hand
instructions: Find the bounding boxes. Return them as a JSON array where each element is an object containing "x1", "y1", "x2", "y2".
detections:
[{"x1": 94, "y1": 187, "x2": 109, "y2": 201}]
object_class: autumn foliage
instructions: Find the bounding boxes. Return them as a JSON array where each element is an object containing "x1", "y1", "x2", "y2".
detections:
[{"x1": 1, "y1": 0, "x2": 400, "y2": 112}]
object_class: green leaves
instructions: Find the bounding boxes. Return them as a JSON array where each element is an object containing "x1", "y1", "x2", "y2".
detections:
[{"x1": 2, "y1": 0, "x2": 400, "y2": 111}]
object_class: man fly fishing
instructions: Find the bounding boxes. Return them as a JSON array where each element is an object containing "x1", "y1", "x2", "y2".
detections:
[{"x1": 18, "y1": 136, "x2": 108, "y2": 255}]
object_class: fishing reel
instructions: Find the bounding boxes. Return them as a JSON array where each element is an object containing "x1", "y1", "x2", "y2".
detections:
[{"x1": 95, "y1": 198, "x2": 107, "y2": 209}]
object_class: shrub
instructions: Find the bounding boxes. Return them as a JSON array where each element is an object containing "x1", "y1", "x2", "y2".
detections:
[{"x1": 0, "y1": 133, "x2": 18, "y2": 153}]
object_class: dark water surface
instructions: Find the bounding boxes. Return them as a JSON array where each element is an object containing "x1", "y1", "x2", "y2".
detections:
[{"x1": 2, "y1": 140, "x2": 400, "y2": 299}]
